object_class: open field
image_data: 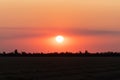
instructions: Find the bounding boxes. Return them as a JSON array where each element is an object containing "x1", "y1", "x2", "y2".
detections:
[{"x1": 0, "y1": 57, "x2": 120, "y2": 80}]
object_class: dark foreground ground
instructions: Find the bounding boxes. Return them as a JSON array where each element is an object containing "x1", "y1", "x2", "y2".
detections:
[{"x1": 0, "y1": 57, "x2": 120, "y2": 80}]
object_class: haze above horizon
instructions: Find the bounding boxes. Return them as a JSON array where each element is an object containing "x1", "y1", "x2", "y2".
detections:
[{"x1": 0, "y1": 0, "x2": 120, "y2": 52}]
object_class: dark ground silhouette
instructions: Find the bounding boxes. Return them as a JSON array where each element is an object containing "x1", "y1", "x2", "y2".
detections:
[
  {"x1": 0, "y1": 49, "x2": 120, "y2": 57},
  {"x1": 0, "y1": 50, "x2": 120, "y2": 80}
]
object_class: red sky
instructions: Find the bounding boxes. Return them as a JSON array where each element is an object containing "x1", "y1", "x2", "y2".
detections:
[{"x1": 0, "y1": 0, "x2": 120, "y2": 52}]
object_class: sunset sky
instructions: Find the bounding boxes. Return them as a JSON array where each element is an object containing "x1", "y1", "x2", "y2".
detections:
[{"x1": 0, "y1": 0, "x2": 120, "y2": 52}]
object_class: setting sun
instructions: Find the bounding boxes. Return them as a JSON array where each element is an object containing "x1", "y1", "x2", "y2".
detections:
[{"x1": 55, "y1": 35, "x2": 64, "y2": 43}]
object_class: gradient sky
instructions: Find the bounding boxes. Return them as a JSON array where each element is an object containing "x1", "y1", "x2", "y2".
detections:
[{"x1": 0, "y1": 0, "x2": 120, "y2": 52}]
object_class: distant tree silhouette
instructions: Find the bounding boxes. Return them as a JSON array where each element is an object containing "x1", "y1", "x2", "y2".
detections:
[
  {"x1": 84, "y1": 50, "x2": 90, "y2": 56},
  {"x1": 79, "y1": 51, "x2": 82, "y2": 54},
  {"x1": 3, "y1": 51, "x2": 6, "y2": 55},
  {"x1": 22, "y1": 51, "x2": 27, "y2": 55},
  {"x1": 14, "y1": 49, "x2": 19, "y2": 55}
]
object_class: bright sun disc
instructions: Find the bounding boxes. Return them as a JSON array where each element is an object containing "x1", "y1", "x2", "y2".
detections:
[{"x1": 56, "y1": 35, "x2": 64, "y2": 43}]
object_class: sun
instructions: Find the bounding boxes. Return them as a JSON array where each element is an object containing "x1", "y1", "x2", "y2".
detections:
[{"x1": 55, "y1": 35, "x2": 64, "y2": 43}]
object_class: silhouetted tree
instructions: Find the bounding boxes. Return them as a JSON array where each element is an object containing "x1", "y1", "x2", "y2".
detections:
[
  {"x1": 85, "y1": 50, "x2": 89, "y2": 54},
  {"x1": 14, "y1": 49, "x2": 19, "y2": 55},
  {"x1": 79, "y1": 51, "x2": 82, "y2": 54},
  {"x1": 22, "y1": 51, "x2": 27, "y2": 55},
  {"x1": 3, "y1": 51, "x2": 6, "y2": 55}
]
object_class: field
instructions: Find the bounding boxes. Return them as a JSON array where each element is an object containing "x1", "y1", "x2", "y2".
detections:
[{"x1": 0, "y1": 57, "x2": 120, "y2": 80}]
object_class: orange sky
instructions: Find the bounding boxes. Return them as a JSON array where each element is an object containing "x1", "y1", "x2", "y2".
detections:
[{"x1": 0, "y1": 0, "x2": 120, "y2": 52}]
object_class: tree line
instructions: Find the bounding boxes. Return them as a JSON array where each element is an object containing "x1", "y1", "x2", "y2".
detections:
[{"x1": 0, "y1": 49, "x2": 120, "y2": 57}]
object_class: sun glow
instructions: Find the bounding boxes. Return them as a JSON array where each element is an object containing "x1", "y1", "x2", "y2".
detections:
[{"x1": 55, "y1": 35, "x2": 64, "y2": 43}]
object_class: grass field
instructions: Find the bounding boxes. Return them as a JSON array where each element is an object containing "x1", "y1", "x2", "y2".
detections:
[{"x1": 0, "y1": 57, "x2": 120, "y2": 80}]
